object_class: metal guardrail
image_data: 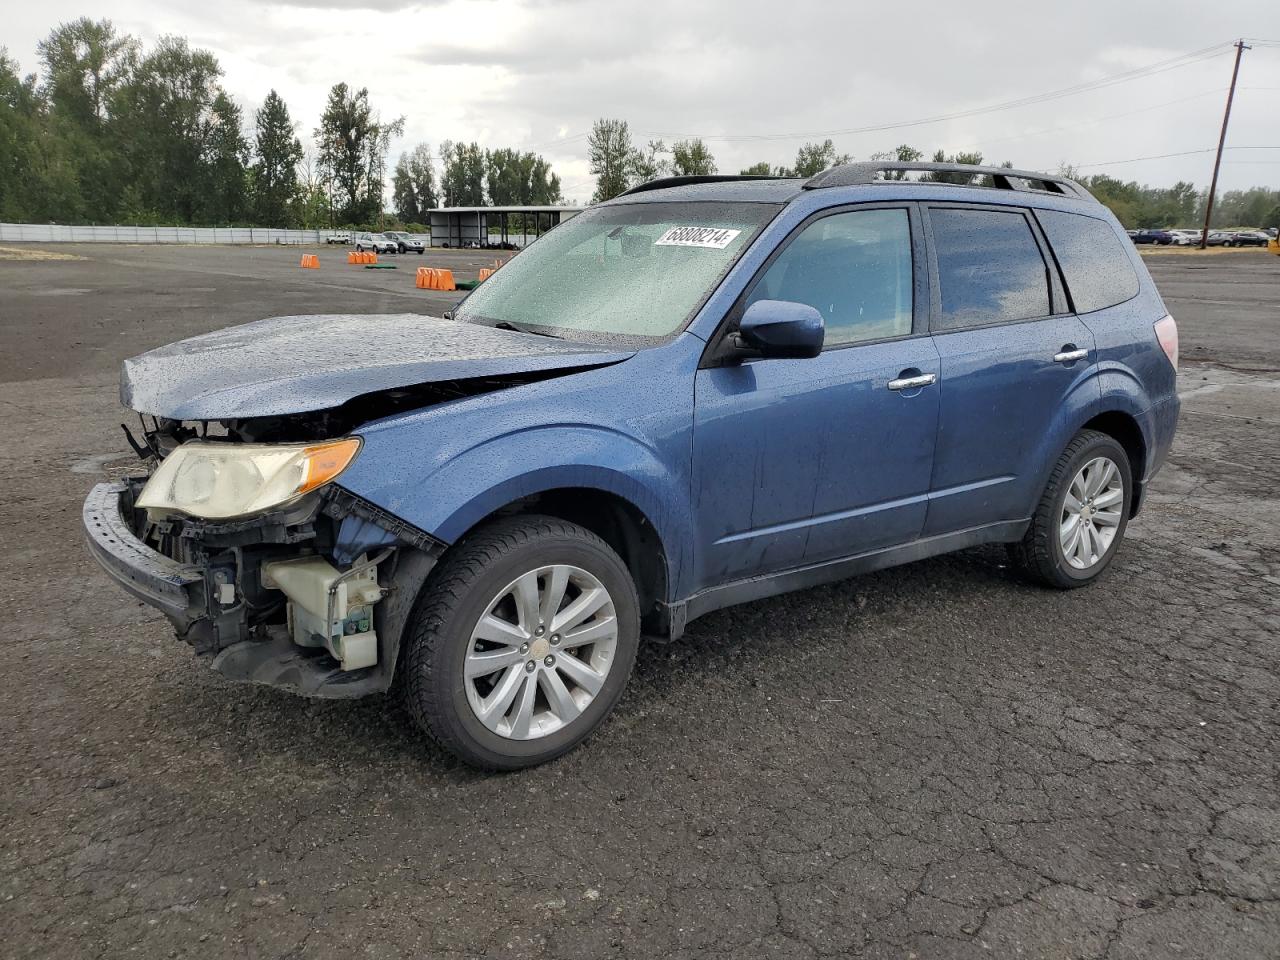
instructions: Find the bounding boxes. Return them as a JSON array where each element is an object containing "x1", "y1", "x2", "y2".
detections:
[{"x1": 0, "y1": 224, "x2": 428, "y2": 245}]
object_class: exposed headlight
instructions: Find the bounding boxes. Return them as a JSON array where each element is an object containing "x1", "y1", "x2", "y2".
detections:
[{"x1": 137, "y1": 438, "x2": 362, "y2": 520}]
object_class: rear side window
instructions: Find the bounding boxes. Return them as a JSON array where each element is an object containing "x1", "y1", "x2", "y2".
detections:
[
  {"x1": 929, "y1": 208, "x2": 1050, "y2": 330},
  {"x1": 1037, "y1": 210, "x2": 1140, "y2": 313}
]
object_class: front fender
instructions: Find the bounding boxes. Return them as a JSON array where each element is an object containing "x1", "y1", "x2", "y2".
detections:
[
  {"x1": 426, "y1": 424, "x2": 690, "y2": 551},
  {"x1": 341, "y1": 420, "x2": 694, "y2": 602}
]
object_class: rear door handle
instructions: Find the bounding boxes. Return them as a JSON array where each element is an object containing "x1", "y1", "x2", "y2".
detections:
[
  {"x1": 1054, "y1": 348, "x2": 1089, "y2": 363},
  {"x1": 887, "y1": 373, "x2": 937, "y2": 391}
]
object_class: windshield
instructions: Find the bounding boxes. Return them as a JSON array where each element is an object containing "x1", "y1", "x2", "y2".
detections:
[{"x1": 454, "y1": 201, "x2": 778, "y2": 341}]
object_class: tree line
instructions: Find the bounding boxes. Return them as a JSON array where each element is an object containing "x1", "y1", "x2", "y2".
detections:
[
  {"x1": 588, "y1": 120, "x2": 1280, "y2": 230},
  {"x1": 0, "y1": 18, "x2": 563, "y2": 230},
  {"x1": 2, "y1": 24, "x2": 1275, "y2": 232}
]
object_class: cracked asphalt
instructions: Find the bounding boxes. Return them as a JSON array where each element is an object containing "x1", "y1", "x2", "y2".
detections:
[{"x1": 1, "y1": 245, "x2": 1277, "y2": 958}]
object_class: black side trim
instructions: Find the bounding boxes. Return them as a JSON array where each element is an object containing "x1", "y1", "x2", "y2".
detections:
[
  {"x1": 665, "y1": 520, "x2": 1030, "y2": 638},
  {"x1": 325, "y1": 486, "x2": 447, "y2": 552}
]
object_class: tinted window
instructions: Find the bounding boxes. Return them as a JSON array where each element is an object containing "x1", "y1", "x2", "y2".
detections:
[
  {"x1": 930, "y1": 208, "x2": 1050, "y2": 330},
  {"x1": 746, "y1": 209, "x2": 913, "y2": 347},
  {"x1": 1037, "y1": 210, "x2": 1140, "y2": 313}
]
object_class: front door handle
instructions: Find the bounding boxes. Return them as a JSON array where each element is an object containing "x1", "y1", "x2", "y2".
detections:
[
  {"x1": 887, "y1": 372, "x2": 937, "y2": 391},
  {"x1": 1054, "y1": 347, "x2": 1089, "y2": 364}
]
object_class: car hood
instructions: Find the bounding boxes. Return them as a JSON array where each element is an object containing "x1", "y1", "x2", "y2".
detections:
[{"x1": 121, "y1": 313, "x2": 634, "y2": 420}]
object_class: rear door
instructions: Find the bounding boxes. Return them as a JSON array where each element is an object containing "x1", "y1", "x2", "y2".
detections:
[{"x1": 920, "y1": 203, "x2": 1099, "y2": 536}]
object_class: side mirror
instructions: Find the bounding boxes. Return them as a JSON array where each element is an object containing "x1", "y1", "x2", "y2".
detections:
[{"x1": 734, "y1": 299, "x2": 825, "y2": 360}]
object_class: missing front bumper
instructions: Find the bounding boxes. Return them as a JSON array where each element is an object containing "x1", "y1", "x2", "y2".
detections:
[{"x1": 82, "y1": 481, "x2": 442, "y2": 698}]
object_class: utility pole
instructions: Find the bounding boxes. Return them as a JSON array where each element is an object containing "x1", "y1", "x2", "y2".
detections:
[{"x1": 1199, "y1": 40, "x2": 1249, "y2": 249}]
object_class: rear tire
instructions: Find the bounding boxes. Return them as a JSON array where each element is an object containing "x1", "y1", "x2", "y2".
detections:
[
  {"x1": 1009, "y1": 430, "x2": 1132, "y2": 589},
  {"x1": 401, "y1": 515, "x2": 640, "y2": 770}
]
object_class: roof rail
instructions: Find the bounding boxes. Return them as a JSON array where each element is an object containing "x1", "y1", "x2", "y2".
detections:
[
  {"x1": 803, "y1": 162, "x2": 1095, "y2": 202},
  {"x1": 617, "y1": 174, "x2": 790, "y2": 197}
]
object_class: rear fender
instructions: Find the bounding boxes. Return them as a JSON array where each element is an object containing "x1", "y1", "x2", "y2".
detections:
[{"x1": 1023, "y1": 370, "x2": 1155, "y2": 515}]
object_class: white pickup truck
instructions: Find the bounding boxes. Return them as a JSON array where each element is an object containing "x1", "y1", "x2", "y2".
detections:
[{"x1": 325, "y1": 231, "x2": 352, "y2": 245}]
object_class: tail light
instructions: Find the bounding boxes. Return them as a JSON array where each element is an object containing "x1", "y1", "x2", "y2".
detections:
[{"x1": 1154, "y1": 315, "x2": 1178, "y2": 372}]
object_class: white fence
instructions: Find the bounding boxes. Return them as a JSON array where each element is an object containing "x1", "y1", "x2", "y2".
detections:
[{"x1": 0, "y1": 223, "x2": 332, "y2": 244}]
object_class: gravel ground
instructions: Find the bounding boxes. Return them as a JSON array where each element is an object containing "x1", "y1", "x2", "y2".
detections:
[{"x1": 1, "y1": 245, "x2": 1277, "y2": 959}]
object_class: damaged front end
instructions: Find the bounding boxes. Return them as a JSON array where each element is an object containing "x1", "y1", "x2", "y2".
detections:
[{"x1": 83, "y1": 414, "x2": 444, "y2": 699}]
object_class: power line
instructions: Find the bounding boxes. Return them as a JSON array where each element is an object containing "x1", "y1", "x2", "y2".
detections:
[
  {"x1": 1077, "y1": 146, "x2": 1280, "y2": 168},
  {"x1": 941, "y1": 88, "x2": 1225, "y2": 155},
  {"x1": 638, "y1": 42, "x2": 1233, "y2": 143},
  {"x1": 539, "y1": 40, "x2": 1237, "y2": 156}
]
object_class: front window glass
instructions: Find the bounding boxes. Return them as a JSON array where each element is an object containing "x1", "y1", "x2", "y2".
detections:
[
  {"x1": 454, "y1": 201, "x2": 778, "y2": 341},
  {"x1": 745, "y1": 208, "x2": 914, "y2": 347}
]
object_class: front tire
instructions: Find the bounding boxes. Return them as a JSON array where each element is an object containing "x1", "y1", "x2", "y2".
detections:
[
  {"x1": 1009, "y1": 430, "x2": 1132, "y2": 589},
  {"x1": 401, "y1": 515, "x2": 640, "y2": 770}
]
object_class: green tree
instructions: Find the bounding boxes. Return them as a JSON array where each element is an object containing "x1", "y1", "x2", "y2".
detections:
[
  {"x1": 527, "y1": 154, "x2": 562, "y2": 205},
  {"x1": 0, "y1": 49, "x2": 47, "y2": 221},
  {"x1": 251, "y1": 89, "x2": 302, "y2": 227},
  {"x1": 921, "y1": 149, "x2": 985, "y2": 184},
  {"x1": 200, "y1": 90, "x2": 249, "y2": 223},
  {"x1": 314, "y1": 83, "x2": 398, "y2": 224},
  {"x1": 671, "y1": 138, "x2": 716, "y2": 176},
  {"x1": 392, "y1": 143, "x2": 437, "y2": 221},
  {"x1": 36, "y1": 18, "x2": 138, "y2": 221},
  {"x1": 870, "y1": 144, "x2": 923, "y2": 179},
  {"x1": 588, "y1": 118, "x2": 633, "y2": 202},
  {"x1": 482, "y1": 148, "x2": 561, "y2": 205},
  {"x1": 780, "y1": 140, "x2": 851, "y2": 178},
  {"x1": 117, "y1": 35, "x2": 226, "y2": 223},
  {"x1": 739, "y1": 161, "x2": 774, "y2": 176},
  {"x1": 438, "y1": 140, "x2": 485, "y2": 206},
  {"x1": 627, "y1": 139, "x2": 671, "y2": 185}
]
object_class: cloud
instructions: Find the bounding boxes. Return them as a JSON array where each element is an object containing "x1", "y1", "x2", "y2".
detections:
[{"x1": 5, "y1": 0, "x2": 1278, "y2": 201}]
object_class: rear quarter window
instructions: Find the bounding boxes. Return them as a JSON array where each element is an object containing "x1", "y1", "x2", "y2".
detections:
[{"x1": 1036, "y1": 209, "x2": 1140, "y2": 314}]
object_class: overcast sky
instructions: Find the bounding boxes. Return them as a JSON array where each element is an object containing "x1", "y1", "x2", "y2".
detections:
[{"x1": 7, "y1": 0, "x2": 1280, "y2": 202}]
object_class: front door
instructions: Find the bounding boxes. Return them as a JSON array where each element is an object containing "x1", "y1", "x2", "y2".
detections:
[{"x1": 691, "y1": 205, "x2": 939, "y2": 592}]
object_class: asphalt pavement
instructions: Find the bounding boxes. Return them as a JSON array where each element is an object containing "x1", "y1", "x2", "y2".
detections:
[{"x1": 0, "y1": 244, "x2": 1277, "y2": 959}]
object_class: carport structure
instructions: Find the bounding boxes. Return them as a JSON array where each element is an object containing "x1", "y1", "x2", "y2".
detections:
[{"x1": 427, "y1": 205, "x2": 582, "y2": 248}]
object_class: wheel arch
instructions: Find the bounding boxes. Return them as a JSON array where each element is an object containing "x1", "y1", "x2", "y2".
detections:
[
  {"x1": 444, "y1": 486, "x2": 672, "y2": 636},
  {"x1": 1078, "y1": 409, "x2": 1149, "y2": 517}
]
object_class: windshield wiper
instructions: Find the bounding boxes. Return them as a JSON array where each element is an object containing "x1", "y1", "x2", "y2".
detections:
[{"x1": 493, "y1": 320, "x2": 559, "y2": 339}]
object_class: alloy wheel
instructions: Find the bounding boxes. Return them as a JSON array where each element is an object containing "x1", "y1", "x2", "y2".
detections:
[
  {"x1": 464, "y1": 564, "x2": 618, "y2": 740},
  {"x1": 1059, "y1": 456, "x2": 1125, "y2": 570}
]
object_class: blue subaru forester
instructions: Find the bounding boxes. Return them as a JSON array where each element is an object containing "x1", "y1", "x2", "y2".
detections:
[{"x1": 84, "y1": 162, "x2": 1180, "y2": 769}]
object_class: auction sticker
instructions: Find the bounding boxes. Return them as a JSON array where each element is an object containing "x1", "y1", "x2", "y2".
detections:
[{"x1": 654, "y1": 226, "x2": 741, "y2": 249}]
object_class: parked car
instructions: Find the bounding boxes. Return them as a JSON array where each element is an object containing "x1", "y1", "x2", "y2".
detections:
[
  {"x1": 387, "y1": 231, "x2": 425, "y2": 254},
  {"x1": 325, "y1": 231, "x2": 352, "y2": 245},
  {"x1": 1225, "y1": 230, "x2": 1271, "y2": 247},
  {"x1": 1169, "y1": 229, "x2": 1201, "y2": 246},
  {"x1": 1131, "y1": 229, "x2": 1175, "y2": 245},
  {"x1": 1205, "y1": 231, "x2": 1233, "y2": 247},
  {"x1": 84, "y1": 163, "x2": 1179, "y2": 770},
  {"x1": 354, "y1": 232, "x2": 398, "y2": 254}
]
